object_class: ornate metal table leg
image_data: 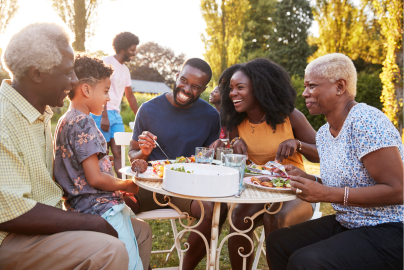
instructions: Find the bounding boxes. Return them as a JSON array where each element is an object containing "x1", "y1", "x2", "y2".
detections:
[
  {"x1": 215, "y1": 202, "x2": 283, "y2": 270},
  {"x1": 152, "y1": 193, "x2": 210, "y2": 270}
]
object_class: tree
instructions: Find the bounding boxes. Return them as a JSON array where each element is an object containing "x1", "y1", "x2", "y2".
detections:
[
  {"x1": 309, "y1": 0, "x2": 385, "y2": 64},
  {"x1": 267, "y1": 0, "x2": 313, "y2": 76},
  {"x1": 373, "y1": 0, "x2": 403, "y2": 132},
  {"x1": 201, "y1": 0, "x2": 249, "y2": 86},
  {"x1": 0, "y1": 0, "x2": 18, "y2": 35},
  {"x1": 239, "y1": 0, "x2": 275, "y2": 62},
  {"x1": 51, "y1": 0, "x2": 107, "y2": 51},
  {"x1": 126, "y1": 42, "x2": 185, "y2": 88}
]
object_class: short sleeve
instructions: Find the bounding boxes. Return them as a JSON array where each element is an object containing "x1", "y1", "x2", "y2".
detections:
[
  {"x1": 125, "y1": 66, "x2": 132, "y2": 87},
  {"x1": 0, "y1": 135, "x2": 37, "y2": 223},
  {"x1": 71, "y1": 116, "x2": 107, "y2": 163},
  {"x1": 132, "y1": 104, "x2": 148, "y2": 141},
  {"x1": 351, "y1": 107, "x2": 403, "y2": 160},
  {"x1": 204, "y1": 112, "x2": 221, "y2": 146}
]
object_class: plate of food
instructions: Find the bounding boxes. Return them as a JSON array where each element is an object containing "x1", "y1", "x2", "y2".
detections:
[{"x1": 243, "y1": 176, "x2": 292, "y2": 191}]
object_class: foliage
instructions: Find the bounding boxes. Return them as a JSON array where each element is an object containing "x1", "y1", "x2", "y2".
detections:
[
  {"x1": 126, "y1": 42, "x2": 185, "y2": 89},
  {"x1": 200, "y1": 0, "x2": 249, "y2": 86},
  {"x1": 0, "y1": 0, "x2": 18, "y2": 35},
  {"x1": 239, "y1": 0, "x2": 275, "y2": 62},
  {"x1": 120, "y1": 93, "x2": 157, "y2": 126},
  {"x1": 373, "y1": 0, "x2": 403, "y2": 131},
  {"x1": 356, "y1": 70, "x2": 383, "y2": 110},
  {"x1": 51, "y1": 0, "x2": 111, "y2": 51},
  {"x1": 266, "y1": 0, "x2": 313, "y2": 77},
  {"x1": 309, "y1": 0, "x2": 385, "y2": 64}
]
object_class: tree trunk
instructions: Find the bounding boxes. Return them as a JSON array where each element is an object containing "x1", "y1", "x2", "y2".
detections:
[
  {"x1": 220, "y1": 0, "x2": 227, "y2": 75},
  {"x1": 73, "y1": 0, "x2": 87, "y2": 51}
]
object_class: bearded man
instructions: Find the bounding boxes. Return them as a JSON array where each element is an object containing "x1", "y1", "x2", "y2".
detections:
[{"x1": 127, "y1": 58, "x2": 228, "y2": 269}]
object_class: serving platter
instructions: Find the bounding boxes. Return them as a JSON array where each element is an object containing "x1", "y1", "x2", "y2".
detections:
[{"x1": 163, "y1": 163, "x2": 239, "y2": 197}]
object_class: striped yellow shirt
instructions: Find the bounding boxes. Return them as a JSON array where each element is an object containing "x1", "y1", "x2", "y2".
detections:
[{"x1": 0, "y1": 80, "x2": 63, "y2": 245}]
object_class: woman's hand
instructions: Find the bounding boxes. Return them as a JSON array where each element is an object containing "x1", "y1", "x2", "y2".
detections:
[
  {"x1": 209, "y1": 139, "x2": 226, "y2": 150},
  {"x1": 232, "y1": 138, "x2": 248, "y2": 157},
  {"x1": 276, "y1": 139, "x2": 299, "y2": 162},
  {"x1": 289, "y1": 175, "x2": 326, "y2": 203},
  {"x1": 274, "y1": 164, "x2": 310, "y2": 179},
  {"x1": 137, "y1": 131, "x2": 156, "y2": 156}
]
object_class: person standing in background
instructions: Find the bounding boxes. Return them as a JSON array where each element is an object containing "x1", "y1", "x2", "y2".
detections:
[{"x1": 92, "y1": 32, "x2": 139, "y2": 178}]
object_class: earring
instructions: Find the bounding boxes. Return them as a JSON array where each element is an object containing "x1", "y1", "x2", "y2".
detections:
[{"x1": 337, "y1": 92, "x2": 340, "y2": 95}]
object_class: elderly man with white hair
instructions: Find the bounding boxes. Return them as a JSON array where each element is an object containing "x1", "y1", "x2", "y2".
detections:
[
  {"x1": 265, "y1": 53, "x2": 403, "y2": 270},
  {"x1": 0, "y1": 22, "x2": 152, "y2": 269}
]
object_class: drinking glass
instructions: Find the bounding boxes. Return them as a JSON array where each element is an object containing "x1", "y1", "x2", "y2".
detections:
[
  {"x1": 224, "y1": 154, "x2": 247, "y2": 195},
  {"x1": 195, "y1": 147, "x2": 215, "y2": 164},
  {"x1": 216, "y1": 148, "x2": 233, "y2": 165}
]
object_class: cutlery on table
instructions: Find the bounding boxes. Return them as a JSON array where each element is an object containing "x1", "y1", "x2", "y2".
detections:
[{"x1": 153, "y1": 139, "x2": 170, "y2": 160}]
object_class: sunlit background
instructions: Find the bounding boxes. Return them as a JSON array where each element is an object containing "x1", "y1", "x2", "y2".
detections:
[{"x1": 1, "y1": 0, "x2": 208, "y2": 58}]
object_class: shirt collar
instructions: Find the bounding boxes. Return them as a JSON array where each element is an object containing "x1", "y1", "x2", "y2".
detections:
[{"x1": 0, "y1": 80, "x2": 53, "y2": 124}]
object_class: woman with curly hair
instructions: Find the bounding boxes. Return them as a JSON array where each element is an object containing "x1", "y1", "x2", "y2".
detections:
[
  {"x1": 54, "y1": 53, "x2": 151, "y2": 270},
  {"x1": 210, "y1": 58, "x2": 319, "y2": 269}
]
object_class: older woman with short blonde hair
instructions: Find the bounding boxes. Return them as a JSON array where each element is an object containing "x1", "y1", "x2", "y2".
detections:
[{"x1": 266, "y1": 53, "x2": 403, "y2": 270}]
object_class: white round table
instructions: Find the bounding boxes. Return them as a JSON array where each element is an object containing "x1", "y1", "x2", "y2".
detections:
[{"x1": 135, "y1": 179, "x2": 296, "y2": 270}]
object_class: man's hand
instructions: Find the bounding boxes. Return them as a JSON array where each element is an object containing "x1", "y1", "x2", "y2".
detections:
[
  {"x1": 0, "y1": 203, "x2": 118, "y2": 238},
  {"x1": 276, "y1": 139, "x2": 299, "y2": 162},
  {"x1": 101, "y1": 110, "x2": 110, "y2": 132},
  {"x1": 138, "y1": 131, "x2": 157, "y2": 156}
]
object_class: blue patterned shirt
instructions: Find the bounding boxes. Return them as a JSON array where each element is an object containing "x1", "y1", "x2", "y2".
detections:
[{"x1": 317, "y1": 103, "x2": 404, "y2": 229}]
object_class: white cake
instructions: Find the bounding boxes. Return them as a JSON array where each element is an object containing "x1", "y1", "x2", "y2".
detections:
[{"x1": 162, "y1": 164, "x2": 239, "y2": 197}]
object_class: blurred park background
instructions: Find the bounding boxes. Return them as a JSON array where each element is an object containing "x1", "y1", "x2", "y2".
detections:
[
  {"x1": 0, "y1": 0, "x2": 402, "y2": 269},
  {"x1": 0, "y1": 0, "x2": 402, "y2": 135}
]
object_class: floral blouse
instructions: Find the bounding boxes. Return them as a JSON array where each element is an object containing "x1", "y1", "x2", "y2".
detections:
[
  {"x1": 317, "y1": 103, "x2": 404, "y2": 229},
  {"x1": 54, "y1": 109, "x2": 123, "y2": 215}
]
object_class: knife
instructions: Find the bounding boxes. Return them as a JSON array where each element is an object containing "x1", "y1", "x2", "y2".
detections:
[
  {"x1": 153, "y1": 139, "x2": 170, "y2": 160},
  {"x1": 246, "y1": 166, "x2": 274, "y2": 176}
]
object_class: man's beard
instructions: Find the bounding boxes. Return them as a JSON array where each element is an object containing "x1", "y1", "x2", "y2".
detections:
[
  {"x1": 123, "y1": 53, "x2": 131, "y2": 62},
  {"x1": 173, "y1": 83, "x2": 199, "y2": 107}
]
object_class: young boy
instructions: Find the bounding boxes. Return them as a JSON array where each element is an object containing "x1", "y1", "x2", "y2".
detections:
[{"x1": 54, "y1": 54, "x2": 144, "y2": 270}]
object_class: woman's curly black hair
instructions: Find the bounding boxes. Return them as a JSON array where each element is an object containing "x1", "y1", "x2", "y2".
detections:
[
  {"x1": 219, "y1": 58, "x2": 296, "y2": 132},
  {"x1": 69, "y1": 53, "x2": 114, "y2": 100},
  {"x1": 112, "y1": 32, "x2": 139, "y2": 53}
]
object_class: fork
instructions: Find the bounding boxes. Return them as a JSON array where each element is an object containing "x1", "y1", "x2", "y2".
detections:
[{"x1": 265, "y1": 161, "x2": 288, "y2": 176}]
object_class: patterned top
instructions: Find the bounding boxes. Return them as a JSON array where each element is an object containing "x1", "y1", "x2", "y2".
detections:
[
  {"x1": 317, "y1": 103, "x2": 404, "y2": 229},
  {"x1": 0, "y1": 80, "x2": 63, "y2": 245},
  {"x1": 54, "y1": 109, "x2": 123, "y2": 215}
]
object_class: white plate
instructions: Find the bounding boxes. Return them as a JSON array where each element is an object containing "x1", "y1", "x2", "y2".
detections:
[
  {"x1": 243, "y1": 176, "x2": 292, "y2": 191},
  {"x1": 119, "y1": 166, "x2": 162, "y2": 181}
]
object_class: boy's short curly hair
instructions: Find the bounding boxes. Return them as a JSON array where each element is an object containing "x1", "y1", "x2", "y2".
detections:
[
  {"x1": 112, "y1": 32, "x2": 139, "y2": 53},
  {"x1": 69, "y1": 53, "x2": 114, "y2": 100}
]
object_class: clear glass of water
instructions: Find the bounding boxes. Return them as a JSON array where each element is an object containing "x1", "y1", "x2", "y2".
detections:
[
  {"x1": 224, "y1": 154, "x2": 247, "y2": 195},
  {"x1": 217, "y1": 148, "x2": 233, "y2": 165},
  {"x1": 195, "y1": 147, "x2": 215, "y2": 164}
]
